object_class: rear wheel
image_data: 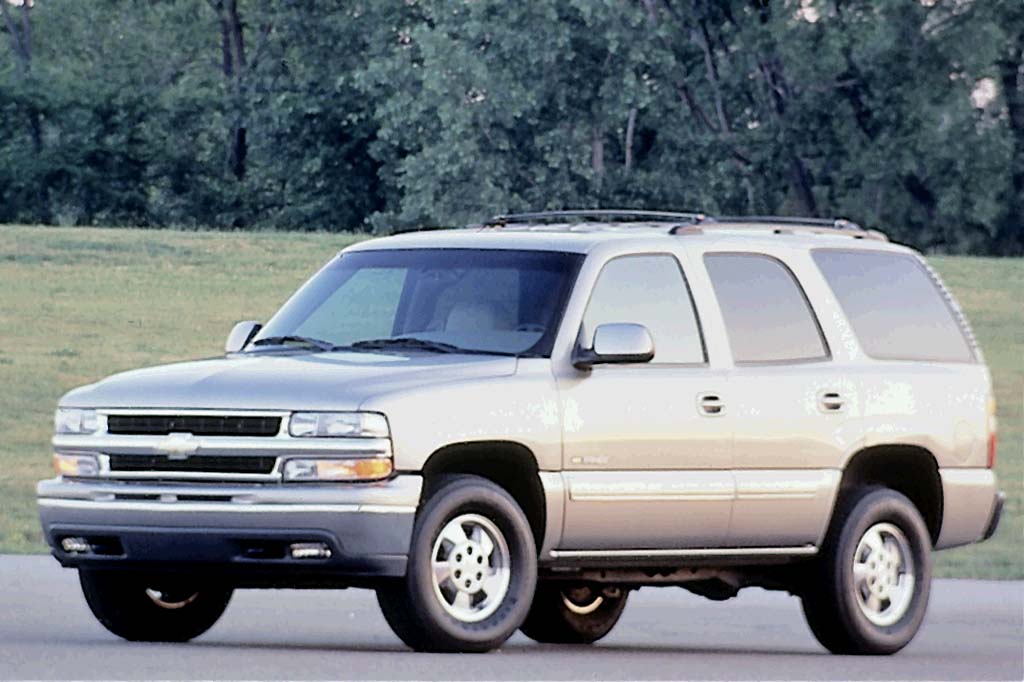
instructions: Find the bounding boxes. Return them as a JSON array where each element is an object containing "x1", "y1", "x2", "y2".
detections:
[
  {"x1": 79, "y1": 569, "x2": 232, "y2": 642},
  {"x1": 801, "y1": 488, "x2": 932, "y2": 655},
  {"x1": 520, "y1": 582, "x2": 628, "y2": 644},
  {"x1": 376, "y1": 474, "x2": 537, "y2": 652}
]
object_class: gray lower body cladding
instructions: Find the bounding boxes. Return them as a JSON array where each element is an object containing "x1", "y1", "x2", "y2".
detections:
[{"x1": 36, "y1": 475, "x2": 423, "y2": 587}]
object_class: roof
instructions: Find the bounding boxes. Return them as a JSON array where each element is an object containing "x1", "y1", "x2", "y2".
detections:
[{"x1": 345, "y1": 211, "x2": 909, "y2": 256}]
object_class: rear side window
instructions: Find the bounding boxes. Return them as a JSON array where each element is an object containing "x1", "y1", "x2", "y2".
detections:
[
  {"x1": 704, "y1": 253, "x2": 828, "y2": 364},
  {"x1": 582, "y1": 254, "x2": 705, "y2": 364},
  {"x1": 812, "y1": 250, "x2": 974, "y2": 363}
]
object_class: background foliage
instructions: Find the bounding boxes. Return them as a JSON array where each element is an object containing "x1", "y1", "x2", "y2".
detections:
[{"x1": 1, "y1": 0, "x2": 1023, "y2": 253}]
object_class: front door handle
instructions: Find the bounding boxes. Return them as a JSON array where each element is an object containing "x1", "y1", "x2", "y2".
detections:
[
  {"x1": 698, "y1": 393, "x2": 725, "y2": 416},
  {"x1": 819, "y1": 391, "x2": 845, "y2": 412}
]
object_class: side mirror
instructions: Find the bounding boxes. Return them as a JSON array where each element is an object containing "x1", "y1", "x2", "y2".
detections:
[
  {"x1": 573, "y1": 323, "x2": 655, "y2": 369},
  {"x1": 225, "y1": 320, "x2": 262, "y2": 354}
]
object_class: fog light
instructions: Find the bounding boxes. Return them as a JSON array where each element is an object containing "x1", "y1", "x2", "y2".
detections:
[
  {"x1": 61, "y1": 537, "x2": 92, "y2": 554},
  {"x1": 282, "y1": 457, "x2": 392, "y2": 482},
  {"x1": 289, "y1": 542, "x2": 332, "y2": 560}
]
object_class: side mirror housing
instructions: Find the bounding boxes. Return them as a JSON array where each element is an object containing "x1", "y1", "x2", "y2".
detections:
[
  {"x1": 225, "y1": 320, "x2": 262, "y2": 354},
  {"x1": 573, "y1": 323, "x2": 655, "y2": 369}
]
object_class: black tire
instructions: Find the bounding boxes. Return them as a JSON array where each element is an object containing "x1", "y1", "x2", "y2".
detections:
[
  {"x1": 79, "y1": 569, "x2": 233, "y2": 642},
  {"x1": 376, "y1": 474, "x2": 537, "y2": 652},
  {"x1": 520, "y1": 582, "x2": 628, "y2": 644},
  {"x1": 801, "y1": 487, "x2": 932, "y2": 655}
]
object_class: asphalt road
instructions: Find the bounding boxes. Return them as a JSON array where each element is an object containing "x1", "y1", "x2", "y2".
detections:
[{"x1": 1, "y1": 555, "x2": 1021, "y2": 681}]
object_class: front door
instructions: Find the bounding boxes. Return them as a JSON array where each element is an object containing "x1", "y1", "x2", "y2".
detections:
[{"x1": 556, "y1": 253, "x2": 734, "y2": 551}]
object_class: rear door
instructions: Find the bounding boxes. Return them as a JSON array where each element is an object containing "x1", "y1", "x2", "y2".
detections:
[{"x1": 700, "y1": 250, "x2": 850, "y2": 548}]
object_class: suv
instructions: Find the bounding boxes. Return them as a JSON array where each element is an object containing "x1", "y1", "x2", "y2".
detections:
[{"x1": 39, "y1": 210, "x2": 1003, "y2": 654}]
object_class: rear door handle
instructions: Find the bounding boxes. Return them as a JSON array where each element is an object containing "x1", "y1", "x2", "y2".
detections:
[
  {"x1": 698, "y1": 393, "x2": 725, "y2": 416},
  {"x1": 819, "y1": 391, "x2": 845, "y2": 413}
]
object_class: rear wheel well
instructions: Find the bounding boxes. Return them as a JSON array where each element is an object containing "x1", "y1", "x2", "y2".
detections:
[
  {"x1": 420, "y1": 442, "x2": 546, "y2": 549},
  {"x1": 837, "y1": 445, "x2": 943, "y2": 544}
]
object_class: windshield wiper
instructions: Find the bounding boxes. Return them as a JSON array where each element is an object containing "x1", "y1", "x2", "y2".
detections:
[
  {"x1": 250, "y1": 335, "x2": 336, "y2": 352},
  {"x1": 347, "y1": 337, "x2": 463, "y2": 354},
  {"x1": 346, "y1": 337, "x2": 515, "y2": 356}
]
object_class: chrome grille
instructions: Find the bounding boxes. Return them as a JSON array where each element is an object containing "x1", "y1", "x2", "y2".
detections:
[
  {"x1": 106, "y1": 415, "x2": 281, "y2": 437},
  {"x1": 107, "y1": 454, "x2": 278, "y2": 475}
]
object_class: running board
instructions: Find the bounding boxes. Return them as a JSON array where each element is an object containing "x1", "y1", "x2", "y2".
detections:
[{"x1": 546, "y1": 545, "x2": 817, "y2": 564}]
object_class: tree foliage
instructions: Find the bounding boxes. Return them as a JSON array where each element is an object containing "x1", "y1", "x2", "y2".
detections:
[{"x1": 0, "y1": 0, "x2": 1021, "y2": 254}]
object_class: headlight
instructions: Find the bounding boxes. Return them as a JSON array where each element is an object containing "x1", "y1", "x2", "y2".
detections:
[
  {"x1": 53, "y1": 453, "x2": 100, "y2": 477},
  {"x1": 282, "y1": 457, "x2": 393, "y2": 482},
  {"x1": 288, "y1": 412, "x2": 389, "y2": 438},
  {"x1": 54, "y1": 408, "x2": 98, "y2": 435}
]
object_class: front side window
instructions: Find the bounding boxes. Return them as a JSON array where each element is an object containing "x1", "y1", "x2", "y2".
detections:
[
  {"x1": 581, "y1": 254, "x2": 705, "y2": 364},
  {"x1": 254, "y1": 249, "x2": 583, "y2": 356},
  {"x1": 705, "y1": 253, "x2": 828, "y2": 364},
  {"x1": 812, "y1": 250, "x2": 974, "y2": 363}
]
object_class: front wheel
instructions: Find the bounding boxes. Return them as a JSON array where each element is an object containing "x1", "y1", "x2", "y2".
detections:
[
  {"x1": 376, "y1": 474, "x2": 537, "y2": 652},
  {"x1": 79, "y1": 569, "x2": 233, "y2": 642},
  {"x1": 801, "y1": 488, "x2": 932, "y2": 655},
  {"x1": 520, "y1": 582, "x2": 628, "y2": 644}
]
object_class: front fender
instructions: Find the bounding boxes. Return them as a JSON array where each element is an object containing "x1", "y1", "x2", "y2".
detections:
[{"x1": 359, "y1": 359, "x2": 562, "y2": 472}]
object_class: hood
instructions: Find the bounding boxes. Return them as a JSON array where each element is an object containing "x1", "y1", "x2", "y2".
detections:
[{"x1": 60, "y1": 351, "x2": 518, "y2": 411}]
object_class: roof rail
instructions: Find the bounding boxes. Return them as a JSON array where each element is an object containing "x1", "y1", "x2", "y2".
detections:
[
  {"x1": 391, "y1": 224, "x2": 456, "y2": 235},
  {"x1": 468, "y1": 209, "x2": 887, "y2": 241},
  {"x1": 710, "y1": 215, "x2": 863, "y2": 230},
  {"x1": 481, "y1": 209, "x2": 707, "y2": 227},
  {"x1": 671, "y1": 215, "x2": 888, "y2": 241}
]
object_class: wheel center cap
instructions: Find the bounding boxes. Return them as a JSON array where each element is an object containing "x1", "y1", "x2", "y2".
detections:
[{"x1": 450, "y1": 543, "x2": 487, "y2": 594}]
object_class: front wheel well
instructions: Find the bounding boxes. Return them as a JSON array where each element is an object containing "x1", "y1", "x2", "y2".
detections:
[
  {"x1": 836, "y1": 445, "x2": 943, "y2": 544},
  {"x1": 420, "y1": 441, "x2": 546, "y2": 549}
]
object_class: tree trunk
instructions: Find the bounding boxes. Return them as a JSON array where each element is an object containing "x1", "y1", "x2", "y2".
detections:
[
  {"x1": 211, "y1": 0, "x2": 249, "y2": 181},
  {"x1": 788, "y1": 154, "x2": 818, "y2": 217},
  {"x1": 696, "y1": 19, "x2": 730, "y2": 135},
  {"x1": 591, "y1": 125, "x2": 605, "y2": 179},
  {"x1": 624, "y1": 108, "x2": 637, "y2": 172},
  {"x1": 996, "y1": 24, "x2": 1024, "y2": 255},
  {"x1": 757, "y1": 53, "x2": 819, "y2": 217},
  {"x1": 1, "y1": 0, "x2": 50, "y2": 223}
]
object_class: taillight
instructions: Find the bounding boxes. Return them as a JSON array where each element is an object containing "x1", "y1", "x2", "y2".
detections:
[{"x1": 986, "y1": 396, "x2": 998, "y2": 469}]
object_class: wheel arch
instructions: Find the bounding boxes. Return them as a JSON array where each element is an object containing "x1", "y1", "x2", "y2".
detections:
[
  {"x1": 833, "y1": 444, "x2": 944, "y2": 545},
  {"x1": 420, "y1": 441, "x2": 547, "y2": 549}
]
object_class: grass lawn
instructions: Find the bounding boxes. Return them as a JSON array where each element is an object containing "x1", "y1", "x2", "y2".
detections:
[{"x1": 0, "y1": 225, "x2": 1020, "y2": 578}]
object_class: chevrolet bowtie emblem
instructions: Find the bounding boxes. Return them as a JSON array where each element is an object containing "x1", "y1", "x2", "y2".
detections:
[{"x1": 154, "y1": 432, "x2": 200, "y2": 460}]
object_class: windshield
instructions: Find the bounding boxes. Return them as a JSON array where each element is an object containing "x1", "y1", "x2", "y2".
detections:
[{"x1": 252, "y1": 248, "x2": 584, "y2": 357}]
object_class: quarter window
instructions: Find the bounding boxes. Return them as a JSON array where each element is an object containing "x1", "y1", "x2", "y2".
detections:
[
  {"x1": 705, "y1": 253, "x2": 828, "y2": 363},
  {"x1": 812, "y1": 250, "x2": 974, "y2": 362},
  {"x1": 582, "y1": 255, "x2": 704, "y2": 364}
]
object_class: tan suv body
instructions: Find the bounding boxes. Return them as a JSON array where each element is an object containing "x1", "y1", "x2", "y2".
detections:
[{"x1": 38, "y1": 212, "x2": 1003, "y2": 654}]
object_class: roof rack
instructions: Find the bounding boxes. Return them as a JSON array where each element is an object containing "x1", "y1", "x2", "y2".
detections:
[
  {"x1": 481, "y1": 209, "x2": 707, "y2": 227},
  {"x1": 468, "y1": 209, "x2": 887, "y2": 241},
  {"x1": 671, "y1": 215, "x2": 887, "y2": 241},
  {"x1": 711, "y1": 215, "x2": 863, "y2": 230},
  {"x1": 391, "y1": 225, "x2": 455, "y2": 235}
]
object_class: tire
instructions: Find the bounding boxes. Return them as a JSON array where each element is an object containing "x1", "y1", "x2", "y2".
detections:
[
  {"x1": 79, "y1": 569, "x2": 233, "y2": 642},
  {"x1": 376, "y1": 474, "x2": 537, "y2": 652},
  {"x1": 520, "y1": 582, "x2": 628, "y2": 644},
  {"x1": 801, "y1": 487, "x2": 932, "y2": 655}
]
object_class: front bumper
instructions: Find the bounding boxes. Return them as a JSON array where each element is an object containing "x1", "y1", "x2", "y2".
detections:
[{"x1": 37, "y1": 475, "x2": 422, "y2": 586}]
